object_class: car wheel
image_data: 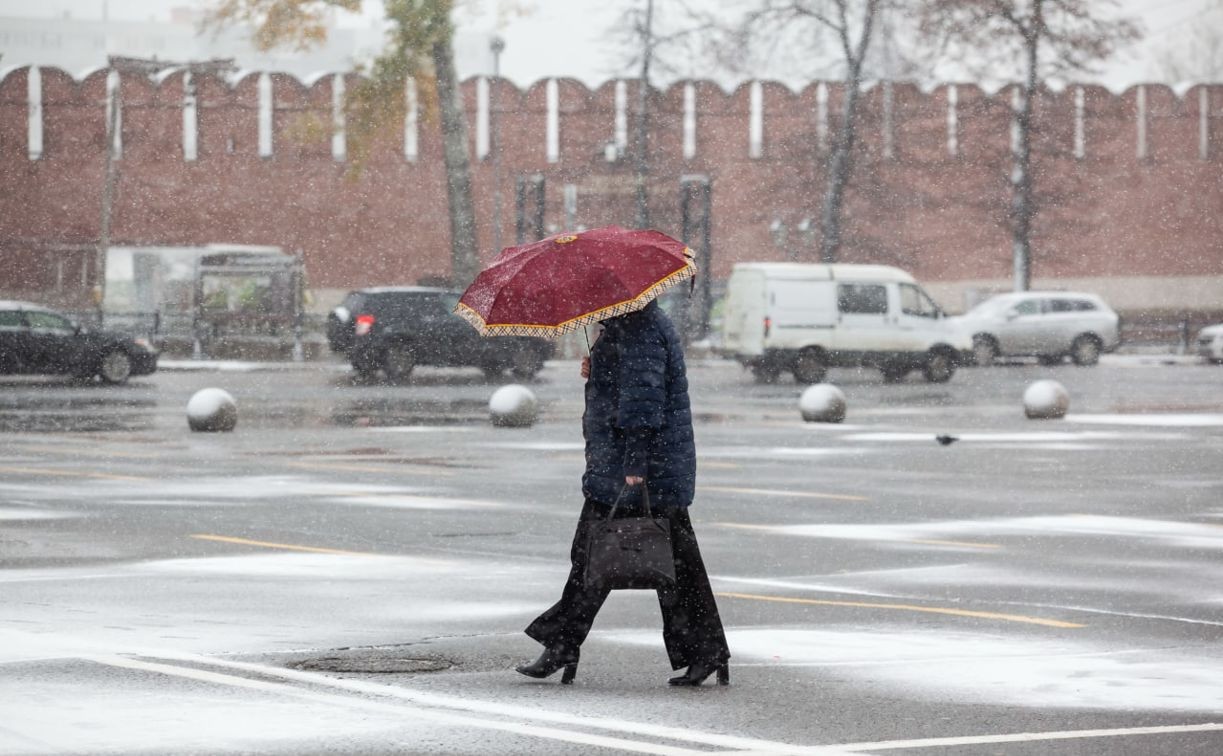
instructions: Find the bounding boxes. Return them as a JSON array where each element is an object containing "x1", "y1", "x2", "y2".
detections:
[
  {"x1": 383, "y1": 345, "x2": 415, "y2": 383},
  {"x1": 791, "y1": 349, "x2": 827, "y2": 384},
  {"x1": 972, "y1": 336, "x2": 998, "y2": 367},
  {"x1": 1037, "y1": 354, "x2": 1064, "y2": 366},
  {"x1": 98, "y1": 350, "x2": 132, "y2": 385},
  {"x1": 1070, "y1": 335, "x2": 1101, "y2": 366},
  {"x1": 751, "y1": 363, "x2": 781, "y2": 384},
  {"x1": 922, "y1": 350, "x2": 955, "y2": 383},
  {"x1": 510, "y1": 346, "x2": 544, "y2": 380}
]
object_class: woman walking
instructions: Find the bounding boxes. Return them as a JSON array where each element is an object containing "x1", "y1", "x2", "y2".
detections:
[{"x1": 517, "y1": 300, "x2": 731, "y2": 686}]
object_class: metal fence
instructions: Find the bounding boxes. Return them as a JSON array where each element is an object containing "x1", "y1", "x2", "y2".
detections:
[
  {"x1": 68, "y1": 310, "x2": 329, "y2": 360},
  {"x1": 1119, "y1": 315, "x2": 1218, "y2": 355}
]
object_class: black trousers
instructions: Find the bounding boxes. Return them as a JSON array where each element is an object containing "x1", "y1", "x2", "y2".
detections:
[{"x1": 525, "y1": 499, "x2": 730, "y2": 670}]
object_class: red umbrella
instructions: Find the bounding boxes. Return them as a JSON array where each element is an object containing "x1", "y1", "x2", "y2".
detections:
[{"x1": 454, "y1": 226, "x2": 696, "y2": 338}]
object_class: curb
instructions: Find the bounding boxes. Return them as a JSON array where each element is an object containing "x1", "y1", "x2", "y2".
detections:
[
  {"x1": 1100, "y1": 354, "x2": 1205, "y2": 367},
  {"x1": 157, "y1": 360, "x2": 350, "y2": 373}
]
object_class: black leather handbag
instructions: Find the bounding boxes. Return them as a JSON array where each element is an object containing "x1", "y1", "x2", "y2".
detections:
[{"x1": 585, "y1": 484, "x2": 677, "y2": 591}]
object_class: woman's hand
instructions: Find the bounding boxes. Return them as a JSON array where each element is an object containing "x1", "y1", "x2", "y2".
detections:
[
  {"x1": 580, "y1": 357, "x2": 591, "y2": 379},
  {"x1": 624, "y1": 476, "x2": 644, "y2": 486}
]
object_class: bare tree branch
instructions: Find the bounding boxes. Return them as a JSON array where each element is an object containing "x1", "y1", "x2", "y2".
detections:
[{"x1": 917, "y1": 0, "x2": 1141, "y2": 290}]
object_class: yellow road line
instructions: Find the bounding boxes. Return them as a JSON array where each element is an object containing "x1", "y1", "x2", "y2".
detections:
[
  {"x1": 548, "y1": 455, "x2": 741, "y2": 471},
  {"x1": 714, "y1": 522, "x2": 776, "y2": 531},
  {"x1": 189, "y1": 534, "x2": 376, "y2": 557},
  {"x1": 908, "y1": 538, "x2": 1001, "y2": 549},
  {"x1": 283, "y1": 461, "x2": 455, "y2": 477},
  {"x1": 0, "y1": 465, "x2": 148, "y2": 482},
  {"x1": 716, "y1": 591, "x2": 1085, "y2": 629},
  {"x1": 190, "y1": 534, "x2": 454, "y2": 566},
  {"x1": 714, "y1": 523, "x2": 1000, "y2": 549},
  {"x1": 699, "y1": 485, "x2": 867, "y2": 502},
  {"x1": 15, "y1": 444, "x2": 158, "y2": 460}
]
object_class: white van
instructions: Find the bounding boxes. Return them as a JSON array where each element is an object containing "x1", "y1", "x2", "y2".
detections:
[{"x1": 720, "y1": 263, "x2": 970, "y2": 384}]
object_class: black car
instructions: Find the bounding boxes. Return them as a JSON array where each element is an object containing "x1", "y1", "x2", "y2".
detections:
[
  {"x1": 326, "y1": 287, "x2": 555, "y2": 382},
  {"x1": 0, "y1": 301, "x2": 158, "y2": 384}
]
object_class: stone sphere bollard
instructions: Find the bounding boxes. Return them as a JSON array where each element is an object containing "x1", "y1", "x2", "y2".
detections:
[
  {"x1": 799, "y1": 383, "x2": 847, "y2": 423},
  {"x1": 187, "y1": 388, "x2": 238, "y2": 432},
  {"x1": 1023, "y1": 379, "x2": 1070, "y2": 420},
  {"x1": 489, "y1": 384, "x2": 538, "y2": 428}
]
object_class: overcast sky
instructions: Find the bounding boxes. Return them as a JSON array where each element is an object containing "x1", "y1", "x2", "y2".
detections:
[{"x1": 1, "y1": 0, "x2": 1216, "y2": 88}]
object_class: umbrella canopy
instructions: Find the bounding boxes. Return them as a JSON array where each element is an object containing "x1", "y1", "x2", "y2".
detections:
[{"x1": 454, "y1": 226, "x2": 696, "y2": 338}]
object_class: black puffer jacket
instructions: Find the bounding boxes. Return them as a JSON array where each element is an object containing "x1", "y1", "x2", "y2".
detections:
[{"x1": 581, "y1": 301, "x2": 696, "y2": 510}]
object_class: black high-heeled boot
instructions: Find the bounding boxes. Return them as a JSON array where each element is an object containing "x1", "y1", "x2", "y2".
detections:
[
  {"x1": 668, "y1": 661, "x2": 729, "y2": 687},
  {"x1": 516, "y1": 646, "x2": 579, "y2": 684}
]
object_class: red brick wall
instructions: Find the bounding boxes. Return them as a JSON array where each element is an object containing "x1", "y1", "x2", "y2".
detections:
[{"x1": 2, "y1": 66, "x2": 1220, "y2": 308}]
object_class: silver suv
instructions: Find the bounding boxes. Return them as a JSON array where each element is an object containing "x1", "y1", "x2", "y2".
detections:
[{"x1": 952, "y1": 292, "x2": 1120, "y2": 367}]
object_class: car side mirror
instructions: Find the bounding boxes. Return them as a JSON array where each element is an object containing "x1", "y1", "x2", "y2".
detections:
[{"x1": 1005, "y1": 309, "x2": 1019, "y2": 321}]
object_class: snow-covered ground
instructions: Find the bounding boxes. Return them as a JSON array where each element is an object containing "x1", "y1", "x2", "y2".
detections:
[{"x1": 1, "y1": 361, "x2": 1221, "y2": 753}]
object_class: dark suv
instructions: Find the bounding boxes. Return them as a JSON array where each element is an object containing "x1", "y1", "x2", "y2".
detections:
[
  {"x1": 326, "y1": 287, "x2": 554, "y2": 382},
  {"x1": 0, "y1": 301, "x2": 158, "y2": 384}
]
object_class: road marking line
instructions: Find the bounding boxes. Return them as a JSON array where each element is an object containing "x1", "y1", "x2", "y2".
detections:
[
  {"x1": 0, "y1": 572, "x2": 133, "y2": 585},
  {"x1": 283, "y1": 460, "x2": 455, "y2": 477},
  {"x1": 82, "y1": 655, "x2": 716, "y2": 756},
  {"x1": 713, "y1": 523, "x2": 999, "y2": 549},
  {"x1": 89, "y1": 652, "x2": 851, "y2": 755},
  {"x1": 714, "y1": 522, "x2": 775, "y2": 531},
  {"x1": 15, "y1": 444, "x2": 159, "y2": 460},
  {"x1": 715, "y1": 592, "x2": 1085, "y2": 629},
  {"x1": 36, "y1": 645, "x2": 1223, "y2": 755},
  {"x1": 151, "y1": 651, "x2": 831, "y2": 753},
  {"x1": 0, "y1": 465, "x2": 148, "y2": 482},
  {"x1": 829, "y1": 722, "x2": 1223, "y2": 751},
  {"x1": 1000, "y1": 602, "x2": 1223, "y2": 628},
  {"x1": 712, "y1": 575, "x2": 901, "y2": 599},
  {"x1": 700, "y1": 486, "x2": 867, "y2": 502},
  {"x1": 906, "y1": 538, "x2": 1001, "y2": 549},
  {"x1": 189, "y1": 534, "x2": 376, "y2": 557}
]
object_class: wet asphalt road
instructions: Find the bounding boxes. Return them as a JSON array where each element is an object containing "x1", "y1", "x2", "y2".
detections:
[{"x1": 1, "y1": 356, "x2": 1222, "y2": 755}]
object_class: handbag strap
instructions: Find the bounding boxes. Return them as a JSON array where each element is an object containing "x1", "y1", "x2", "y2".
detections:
[{"x1": 606, "y1": 480, "x2": 651, "y2": 520}]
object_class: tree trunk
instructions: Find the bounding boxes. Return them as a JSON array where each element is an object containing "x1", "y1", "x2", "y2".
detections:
[
  {"x1": 818, "y1": 1, "x2": 878, "y2": 264},
  {"x1": 432, "y1": 34, "x2": 479, "y2": 286},
  {"x1": 633, "y1": 0, "x2": 655, "y2": 230},
  {"x1": 819, "y1": 62, "x2": 865, "y2": 263},
  {"x1": 1011, "y1": 22, "x2": 1039, "y2": 292}
]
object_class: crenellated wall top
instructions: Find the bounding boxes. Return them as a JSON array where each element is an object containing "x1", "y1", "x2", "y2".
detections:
[{"x1": 1, "y1": 65, "x2": 1220, "y2": 109}]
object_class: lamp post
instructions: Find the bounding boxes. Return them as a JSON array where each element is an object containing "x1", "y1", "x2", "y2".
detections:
[{"x1": 490, "y1": 35, "x2": 505, "y2": 254}]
